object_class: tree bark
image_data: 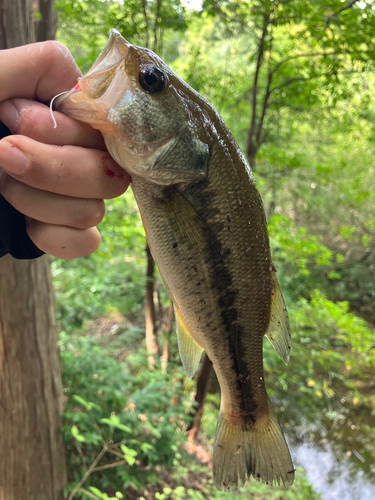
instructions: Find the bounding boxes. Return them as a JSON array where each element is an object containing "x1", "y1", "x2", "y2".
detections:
[
  {"x1": 246, "y1": 13, "x2": 270, "y2": 170},
  {"x1": 0, "y1": 256, "x2": 67, "y2": 500},
  {"x1": 0, "y1": 2, "x2": 66, "y2": 499},
  {"x1": 0, "y1": 0, "x2": 36, "y2": 48},
  {"x1": 140, "y1": 0, "x2": 150, "y2": 48},
  {"x1": 153, "y1": 0, "x2": 162, "y2": 53},
  {"x1": 145, "y1": 245, "x2": 159, "y2": 368},
  {"x1": 161, "y1": 304, "x2": 173, "y2": 373},
  {"x1": 187, "y1": 354, "x2": 213, "y2": 441},
  {"x1": 37, "y1": 0, "x2": 58, "y2": 42}
]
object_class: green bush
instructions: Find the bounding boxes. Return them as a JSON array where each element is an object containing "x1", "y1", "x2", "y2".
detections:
[{"x1": 60, "y1": 332, "x2": 191, "y2": 498}]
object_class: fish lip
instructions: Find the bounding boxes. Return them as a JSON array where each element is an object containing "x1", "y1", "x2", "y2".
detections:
[
  {"x1": 87, "y1": 29, "x2": 130, "y2": 76},
  {"x1": 54, "y1": 29, "x2": 131, "y2": 114},
  {"x1": 53, "y1": 88, "x2": 80, "y2": 109}
]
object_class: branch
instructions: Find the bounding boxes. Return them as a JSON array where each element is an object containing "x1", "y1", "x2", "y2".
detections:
[
  {"x1": 261, "y1": 127, "x2": 271, "y2": 145},
  {"x1": 271, "y1": 72, "x2": 330, "y2": 92},
  {"x1": 249, "y1": 13, "x2": 270, "y2": 142},
  {"x1": 247, "y1": 13, "x2": 271, "y2": 163},
  {"x1": 333, "y1": 0, "x2": 359, "y2": 17},
  {"x1": 268, "y1": 100, "x2": 311, "y2": 112},
  {"x1": 92, "y1": 460, "x2": 127, "y2": 472},
  {"x1": 272, "y1": 76, "x2": 308, "y2": 91},
  {"x1": 270, "y1": 51, "x2": 337, "y2": 76},
  {"x1": 68, "y1": 443, "x2": 108, "y2": 500},
  {"x1": 107, "y1": 447, "x2": 127, "y2": 460},
  {"x1": 256, "y1": 26, "x2": 274, "y2": 146},
  {"x1": 89, "y1": 412, "x2": 105, "y2": 445},
  {"x1": 73, "y1": 438, "x2": 88, "y2": 472}
]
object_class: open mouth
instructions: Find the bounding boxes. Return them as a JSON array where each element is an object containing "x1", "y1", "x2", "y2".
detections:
[{"x1": 54, "y1": 30, "x2": 131, "y2": 123}]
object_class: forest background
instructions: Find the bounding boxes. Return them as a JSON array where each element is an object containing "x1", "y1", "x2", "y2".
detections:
[{"x1": 38, "y1": 0, "x2": 375, "y2": 499}]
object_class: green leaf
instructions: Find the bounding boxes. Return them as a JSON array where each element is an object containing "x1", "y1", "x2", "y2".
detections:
[
  {"x1": 89, "y1": 486, "x2": 105, "y2": 498},
  {"x1": 71, "y1": 425, "x2": 86, "y2": 443},
  {"x1": 99, "y1": 415, "x2": 132, "y2": 433},
  {"x1": 73, "y1": 395, "x2": 102, "y2": 412}
]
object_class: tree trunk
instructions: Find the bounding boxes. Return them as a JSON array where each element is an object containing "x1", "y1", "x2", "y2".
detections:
[
  {"x1": 0, "y1": 256, "x2": 67, "y2": 500},
  {"x1": 145, "y1": 245, "x2": 159, "y2": 368},
  {"x1": 161, "y1": 304, "x2": 173, "y2": 373},
  {"x1": 0, "y1": 0, "x2": 36, "y2": 48},
  {"x1": 187, "y1": 354, "x2": 213, "y2": 441},
  {"x1": 153, "y1": 0, "x2": 162, "y2": 53},
  {"x1": 37, "y1": 0, "x2": 58, "y2": 42},
  {"x1": 247, "y1": 143, "x2": 257, "y2": 171},
  {"x1": 0, "y1": 2, "x2": 66, "y2": 499}
]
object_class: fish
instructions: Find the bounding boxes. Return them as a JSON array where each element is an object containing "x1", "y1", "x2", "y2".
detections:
[{"x1": 55, "y1": 29, "x2": 294, "y2": 491}]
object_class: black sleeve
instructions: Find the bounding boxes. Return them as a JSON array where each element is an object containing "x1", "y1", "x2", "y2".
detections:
[{"x1": 0, "y1": 122, "x2": 45, "y2": 259}]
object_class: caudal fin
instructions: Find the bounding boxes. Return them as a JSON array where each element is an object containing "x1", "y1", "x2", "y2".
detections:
[{"x1": 213, "y1": 407, "x2": 295, "y2": 491}]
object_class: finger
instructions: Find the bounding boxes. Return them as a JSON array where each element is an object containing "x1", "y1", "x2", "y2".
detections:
[
  {"x1": 0, "y1": 135, "x2": 130, "y2": 199},
  {"x1": 0, "y1": 99, "x2": 106, "y2": 150},
  {"x1": 0, "y1": 41, "x2": 81, "y2": 103},
  {"x1": 26, "y1": 218, "x2": 101, "y2": 260},
  {"x1": 0, "y1": 174, "x2": 105, "y2": 229}
]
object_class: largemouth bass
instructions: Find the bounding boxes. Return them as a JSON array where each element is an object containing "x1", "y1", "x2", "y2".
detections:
[{"x1": 55, "y1": 30, "x2": 294, "y2": 491}]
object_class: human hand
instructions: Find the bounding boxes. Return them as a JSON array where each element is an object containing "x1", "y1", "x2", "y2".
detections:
[{"x1": 0, "y1": 41, "x2": 130, "y2": 260}]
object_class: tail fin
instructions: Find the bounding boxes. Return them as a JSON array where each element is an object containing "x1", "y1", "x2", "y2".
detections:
[{"x1": 213, "y1": 406, "x2": 295, "y2": 491}]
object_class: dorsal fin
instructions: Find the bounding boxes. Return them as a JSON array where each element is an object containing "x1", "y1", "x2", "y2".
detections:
[
  {"x1": 175, "y1": 307, "x2": 204, "y2": 378},
  {"x1": 265, "y1": 272, "x2": 291, "y2": 365}
]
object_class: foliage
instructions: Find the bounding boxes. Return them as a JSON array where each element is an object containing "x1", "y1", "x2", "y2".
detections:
[
  {"x1": 179, "y1": 0, "x2": 375, "y2": 166},
  {"x1": 268, "y1": 214, "x2": 333, "y2": 300},
  {"x1": 53, "y1": 191, "x2": 146, "y2": 331},
  {"x1": 55, "y1": 0, "x2": 187, "y2": 71},
  {"x1": 60, "y1": 331, "x2": 321, "y2": 500},
  {"x1": 164, "y1": 463, "x2": 321, "y2": 500},
  {"x1": 263, "y1": 290, "x2": 375, "y2": 479},
  {"x1": 60, "y1": 332, "x2": 191, "y2": 498}
]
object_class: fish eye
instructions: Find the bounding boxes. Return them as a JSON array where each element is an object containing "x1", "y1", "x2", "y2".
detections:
[{"x1": 139, "y1": 66, "x2": 166, "y2": 94}]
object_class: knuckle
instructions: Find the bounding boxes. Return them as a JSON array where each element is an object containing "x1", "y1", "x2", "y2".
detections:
[
  {"x1": 16, "y1": 102, "x2": 39, "y2": 134},
  {"x1": 43, "y1": 40, "x2": 72, "y2": 62}
]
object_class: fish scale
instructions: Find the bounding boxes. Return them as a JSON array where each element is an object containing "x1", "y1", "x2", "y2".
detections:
[{"x1": 55, "y1": 29, "x2": 294, "y2": 491}]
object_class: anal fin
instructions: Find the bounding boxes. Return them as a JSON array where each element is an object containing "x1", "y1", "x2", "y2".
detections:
[
  {"x1": 175, "y1": 307, "x2": 204, "y2": 379},
  {"x1": 265, "y1": 272, "x2": 292, "y2": 365}
]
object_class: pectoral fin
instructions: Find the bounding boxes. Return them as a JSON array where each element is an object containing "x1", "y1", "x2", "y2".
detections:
[
  {"x1": 175, "y1": 307, "x2": 204, "y2": 378},
  {"x1": 265, "y1": 272, "x2": 291, "y2": 365}
]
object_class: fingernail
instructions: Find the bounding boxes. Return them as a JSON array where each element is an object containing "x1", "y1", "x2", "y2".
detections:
[
  {"x1": 0, "y1": 101, "x2": 19, "y2": 132},
  {"x1": 0, "y1": 141, "x2": 27, "y2": 175}
]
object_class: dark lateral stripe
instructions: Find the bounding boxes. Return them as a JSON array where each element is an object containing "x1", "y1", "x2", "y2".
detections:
[
  {"x1": 160, "y1": 181, "x2": 259, "y2": 417},
  {"x1": 187, "y1": 184, "x2": 258, "y2": 418}
]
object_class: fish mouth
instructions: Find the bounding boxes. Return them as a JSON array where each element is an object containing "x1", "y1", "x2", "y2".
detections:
[{"x1": 54, "y1": 29, "x2": 131, "y2": 124}]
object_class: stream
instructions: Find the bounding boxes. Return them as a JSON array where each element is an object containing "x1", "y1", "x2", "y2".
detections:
[{"x1": 292, "y1": 443, "x2": 375, "y2": 500}]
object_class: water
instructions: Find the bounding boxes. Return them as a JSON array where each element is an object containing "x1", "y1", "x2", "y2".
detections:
[{"x1": 293, "y1": 443, "x2": 375, "y2": 500}]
